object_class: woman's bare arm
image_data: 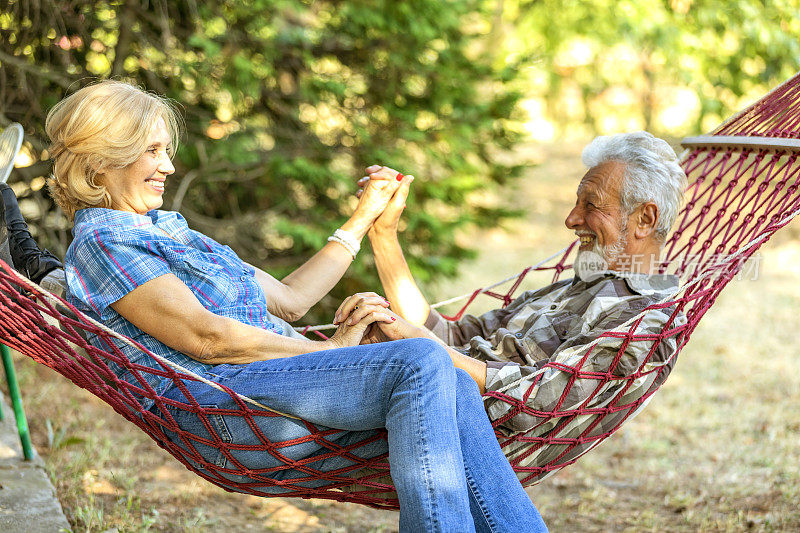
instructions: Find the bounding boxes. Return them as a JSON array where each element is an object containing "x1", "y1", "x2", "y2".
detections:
[
  {"x1": 247, "y1": 241, "x2": 354, "y2": 323},
  {"x1": 252, "y1": 166, "x2": 404, "y2": 322},
  {"x1": 110, "y1": 273, "x2": 390, "y2": 365}
]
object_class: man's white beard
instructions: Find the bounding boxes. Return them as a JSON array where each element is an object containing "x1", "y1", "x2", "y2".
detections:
[{"x1": 574, "y1": 230, "x2": 627, "y2": 282}]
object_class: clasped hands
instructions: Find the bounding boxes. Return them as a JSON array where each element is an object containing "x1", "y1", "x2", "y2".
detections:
[
  {"x1": 349, "y1": 164, "x2": 413, "y2": 238},
  {"x1": 329, "y1": 292, "x2": 425, "y2": 348}
]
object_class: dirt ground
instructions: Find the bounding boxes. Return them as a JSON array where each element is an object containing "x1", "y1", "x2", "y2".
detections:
[{"x1": 7, "y1": 141, "x2": 800, "y2": 532}]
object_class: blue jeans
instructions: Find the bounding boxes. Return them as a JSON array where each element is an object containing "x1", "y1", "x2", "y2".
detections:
[{"x1": 156, "y1": 338, "x2": 547, "y2": 532}]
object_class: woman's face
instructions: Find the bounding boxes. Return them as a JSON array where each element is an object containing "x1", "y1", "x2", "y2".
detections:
[{"x1": 102, "y1": 117, "x2": 175, "y2": 215}]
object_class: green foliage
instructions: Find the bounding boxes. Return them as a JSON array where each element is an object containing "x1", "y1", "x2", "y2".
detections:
[{"x1": 0, "y1": 0, "x2": 526, "y2": 321}]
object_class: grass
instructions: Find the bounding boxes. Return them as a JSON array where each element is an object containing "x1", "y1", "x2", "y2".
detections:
[{"x1": 4, "y1": 140, "x2": 800, "y2": 531}]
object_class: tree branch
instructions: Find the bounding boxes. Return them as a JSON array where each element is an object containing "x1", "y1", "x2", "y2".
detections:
[
  {"x1": 111, "y1": 0, "x2": 137, "y2": 77},
  {"x1": 11, "y1": 160, "x2": 52, "y2": 181},
  {"x1": 0, "y1": 50, "x2": 73, "y2": 89}
]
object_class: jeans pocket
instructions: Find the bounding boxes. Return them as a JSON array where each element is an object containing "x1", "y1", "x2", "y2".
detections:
[{"x1": 162, "y1": 403, "x2": 232, "y2": 469}]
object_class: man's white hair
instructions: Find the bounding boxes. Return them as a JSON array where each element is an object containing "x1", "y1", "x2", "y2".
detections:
[{"x1": 582, "y1": 131, "x2": 687, "y2": 242}]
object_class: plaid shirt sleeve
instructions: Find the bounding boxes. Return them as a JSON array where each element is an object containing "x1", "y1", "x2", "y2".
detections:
[
  {"x1": 66, "y1": 227, "x2": 171, "y2": 321},
  {"x1": 425, "y1": 302, "x2": 518, "y2": 347},
  {"x1": 424, "y1": 284, "x2": 566, "y2": 346}
]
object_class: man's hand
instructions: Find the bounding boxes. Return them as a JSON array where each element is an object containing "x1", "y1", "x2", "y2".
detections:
[
  {"x1": 333, "y1": 296, "x2": 487, "y2": 392},
  {"x1": 359, "y1": 323, "x2": 391, "y2": 345}
]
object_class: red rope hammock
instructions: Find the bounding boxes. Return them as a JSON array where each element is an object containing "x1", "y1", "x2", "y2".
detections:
[{"x1": 2, "y1": 72, "x2": 800, "y2": 509}]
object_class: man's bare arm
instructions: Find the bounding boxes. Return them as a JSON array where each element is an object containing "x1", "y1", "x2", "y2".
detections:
[{"x1": 364, "y1": 175, "x2": 432, "y2": 326}]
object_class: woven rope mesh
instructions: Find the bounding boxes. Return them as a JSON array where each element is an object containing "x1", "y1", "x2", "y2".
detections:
[{"x1": 2, "y1": 72, "x2": 800, "y2": 508}]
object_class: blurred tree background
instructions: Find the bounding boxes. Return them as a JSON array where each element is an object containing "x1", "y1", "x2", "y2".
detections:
[
  {"x1": 1, "y1": 0, "x2": 799, "y2": 322},
  {"x1": 511, "y1": 0, "x2": 800, "y2": 139}
]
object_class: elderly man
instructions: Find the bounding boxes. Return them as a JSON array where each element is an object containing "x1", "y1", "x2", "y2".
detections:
[{"x1": 336, "y1": 131, "x2": 688, "y2": 453}]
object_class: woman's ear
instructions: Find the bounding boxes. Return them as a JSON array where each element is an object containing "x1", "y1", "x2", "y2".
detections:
[
  {"x1": 86, "y1": 155, "x2": 106, "y2": 177},
  {"x1": 634, "y1": 202, "x2": 659, "y2": 240}
]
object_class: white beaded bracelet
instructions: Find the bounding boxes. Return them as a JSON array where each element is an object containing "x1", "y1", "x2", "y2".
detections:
[{"x1": 327, "y1": 228, "x2": 361, "y2": 259}]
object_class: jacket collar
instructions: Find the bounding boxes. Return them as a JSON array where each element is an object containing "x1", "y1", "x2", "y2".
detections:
[{"x1": 570, "y1": 270, "x2": 679, "y2": 296}]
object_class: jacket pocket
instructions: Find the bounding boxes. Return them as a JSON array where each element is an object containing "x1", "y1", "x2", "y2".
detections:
[{"x1": 179, "y1": 253, "x2": 238, "y2": 308}]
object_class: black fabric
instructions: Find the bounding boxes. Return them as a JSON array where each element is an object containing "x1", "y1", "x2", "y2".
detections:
[{"x1": 0, "y1": 183, "x2": 63, "y2": 284}]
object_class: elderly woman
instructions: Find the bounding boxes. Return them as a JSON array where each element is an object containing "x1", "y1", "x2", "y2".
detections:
[{"x1": 43, "y1": 81, "x2": 546, "y2": 532}]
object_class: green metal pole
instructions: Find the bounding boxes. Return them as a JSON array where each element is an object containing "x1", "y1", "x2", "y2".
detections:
[{"x1": 1, "y1": 343, "x2": 33, "y2": 460}]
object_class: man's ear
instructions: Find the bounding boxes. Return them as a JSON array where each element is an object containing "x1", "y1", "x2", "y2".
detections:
[{"x1": 634, "y1": 202, "x2": 658, "y2": 239}]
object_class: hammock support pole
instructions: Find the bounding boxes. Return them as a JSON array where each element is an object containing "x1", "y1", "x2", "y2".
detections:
[{"x1": 1, "y1": 342, "x2": 34, "y2": 460}]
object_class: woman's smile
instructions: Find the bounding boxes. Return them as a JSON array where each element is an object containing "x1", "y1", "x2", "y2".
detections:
[{"x1": 145, "y1": 176, "x2": 165, "y2": 193}]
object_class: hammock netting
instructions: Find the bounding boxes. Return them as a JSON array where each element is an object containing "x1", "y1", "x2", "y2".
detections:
[{"x1": 2, "y1": 73, "x2": 800, "y2": 510}]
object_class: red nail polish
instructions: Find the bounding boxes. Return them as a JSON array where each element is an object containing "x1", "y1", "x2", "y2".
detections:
[
  {"x1": 396, "y1": 173, "x2": 404, "y2": 181},
  {"x1": 391, "y1": 317, "x2": 396, "y2": 321}
]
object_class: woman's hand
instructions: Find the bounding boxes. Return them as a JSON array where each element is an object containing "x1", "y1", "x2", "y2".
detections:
[
  {"x1": 357, "y1": 166, "x2": 414, "y2": 236},
  {"x1": 259, "y1": 167, "x2": 409, "y2": 323},
  {"x1": 333, "y1": 292, "x2": 390, "y2": 325}
]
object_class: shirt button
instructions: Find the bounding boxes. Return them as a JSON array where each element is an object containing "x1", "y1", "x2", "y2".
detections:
[
  {"x1": 515, "y1": 332, "x2": 523, "y2": 338},
  {"x1": 240, "y1": 275, "x2": 247, "y2": 281},
  {"x1": 550, "y1": 304, "x2": 557, "y2": 310}
]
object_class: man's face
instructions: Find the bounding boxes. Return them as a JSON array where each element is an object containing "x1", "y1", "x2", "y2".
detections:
[{"x1": 565, "y1": 160, "x2": 631, "y2": 274}]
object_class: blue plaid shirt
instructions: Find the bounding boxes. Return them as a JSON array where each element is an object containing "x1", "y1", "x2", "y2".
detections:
[{"x1": 65, "y1": 208, "x2": 291, "y2": 409}]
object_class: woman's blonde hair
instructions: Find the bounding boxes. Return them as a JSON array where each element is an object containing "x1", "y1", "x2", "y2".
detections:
[{"x1": 45, "y1": 80, "x2": 182, "y2": 220}]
